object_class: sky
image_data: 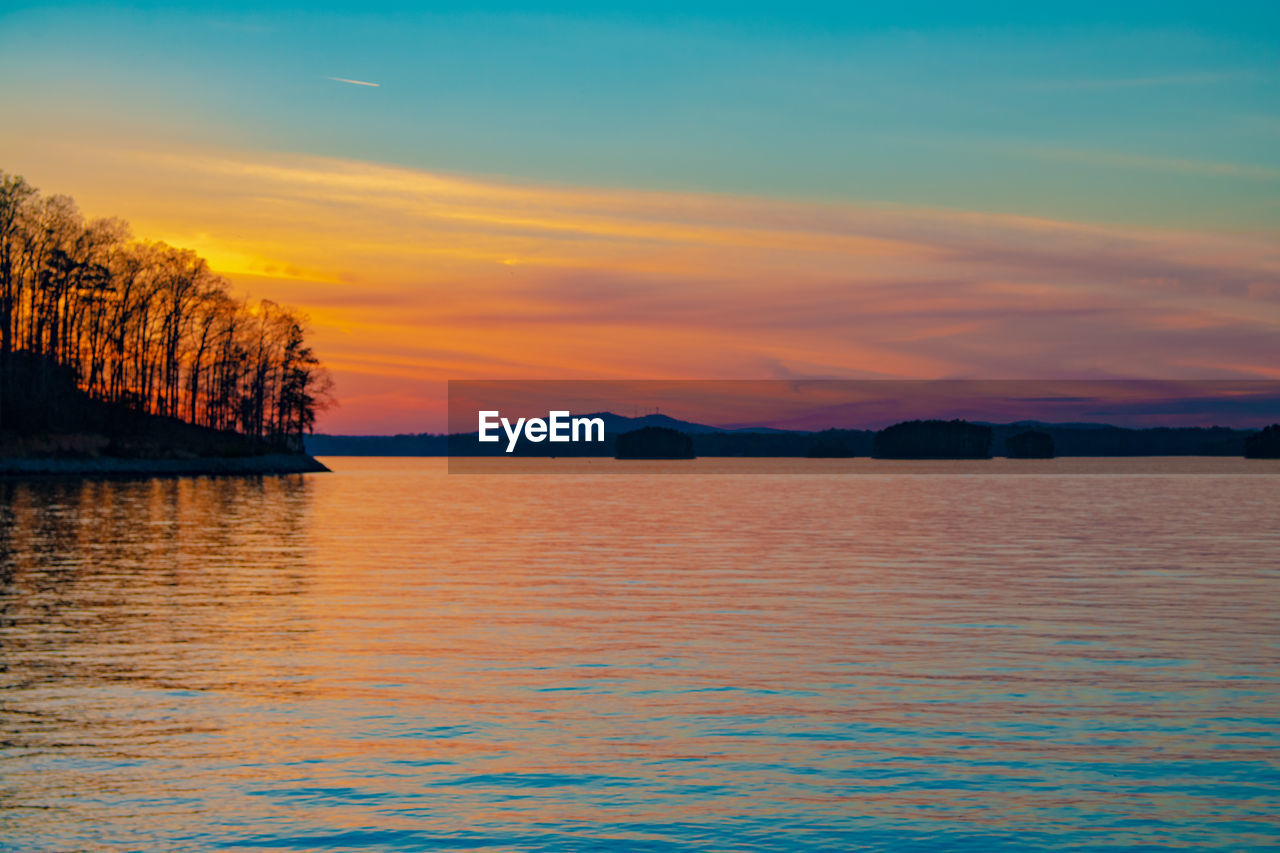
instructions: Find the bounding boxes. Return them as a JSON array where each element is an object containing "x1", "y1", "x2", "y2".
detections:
[{"x1": 1, "y1": 1, "x2": 1277, "y2": 432}]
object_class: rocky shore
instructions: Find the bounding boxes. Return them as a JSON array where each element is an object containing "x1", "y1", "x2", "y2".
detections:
[{"x1": 0, "y1": 453, "x2": 330, "y2": 477}]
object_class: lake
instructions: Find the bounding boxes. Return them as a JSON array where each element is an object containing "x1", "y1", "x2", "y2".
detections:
[{"x1": 2, "y1": 458, "x2": 1278, "y2": 851}]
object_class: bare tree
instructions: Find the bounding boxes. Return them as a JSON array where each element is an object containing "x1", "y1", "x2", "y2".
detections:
[{"x1": 0, "y1": 170, "x2": 332, "y2": 448}]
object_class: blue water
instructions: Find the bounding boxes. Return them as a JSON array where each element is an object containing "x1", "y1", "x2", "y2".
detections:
[{"x1": 1, "y1": 458, "x2": 1278, "y2": 850}]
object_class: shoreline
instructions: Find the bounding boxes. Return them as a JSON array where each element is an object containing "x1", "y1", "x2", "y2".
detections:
[{"x1": 0, "y1": 454, "x2": 330, "y2": 478}]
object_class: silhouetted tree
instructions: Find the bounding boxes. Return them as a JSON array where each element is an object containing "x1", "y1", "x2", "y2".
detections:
[
  {"x1": 0, "y1": 170, "x2": 331, "y2": 447},
  {"x1": 1245, "y1": 424, "x2": 1280, "y2": 459}
]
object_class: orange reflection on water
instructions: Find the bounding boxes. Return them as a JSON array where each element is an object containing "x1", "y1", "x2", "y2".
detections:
[{"x1": 1, "y1": 460, "x2": 1278, "y2": 848}]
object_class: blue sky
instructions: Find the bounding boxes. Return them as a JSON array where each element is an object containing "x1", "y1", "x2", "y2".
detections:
[
  {"x1": 2, "y1": 1, "x2": 1277, "y2": 431},
  {"x1": 3, "y1": 1, "x2": 1278, "y2": 227}
]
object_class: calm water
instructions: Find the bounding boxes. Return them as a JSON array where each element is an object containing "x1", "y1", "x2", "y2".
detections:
[{"x1": 2, "y1": 458, "x2": 1278, "y2": 851}]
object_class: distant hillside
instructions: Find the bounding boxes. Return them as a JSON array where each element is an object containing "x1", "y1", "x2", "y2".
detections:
[
  {"x1": 988, "y1": 422, "x2": 1246, "y2": 456},
  {"x1": 574, "y1": 412, "x2": 797, "y2": 435},
  {"x1": 583, "y1": 412, "x2": 726, "y2": 434},
  {"x1": 308, "y1": 414, "x2": 1265, "y2": 458}
]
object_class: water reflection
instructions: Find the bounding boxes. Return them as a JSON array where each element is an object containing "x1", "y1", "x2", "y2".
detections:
[
  {"x1": 0, "y1": 476, "x2": 314, "y2": 755},
  {"x1": 1, "y1": 461, "x2": 1278, "y2": 851}
]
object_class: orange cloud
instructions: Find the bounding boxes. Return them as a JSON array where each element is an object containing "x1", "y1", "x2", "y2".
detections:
[{"x1": 2, "y1": 132, "x2": 1277, "y2": 432}]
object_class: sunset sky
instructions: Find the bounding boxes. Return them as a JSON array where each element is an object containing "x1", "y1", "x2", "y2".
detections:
[{"x1": 2, "y1": 1, "x2": 1278, "y2": 432}]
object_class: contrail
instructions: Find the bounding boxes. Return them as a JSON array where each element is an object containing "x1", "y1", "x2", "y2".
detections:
[{"x1": 327, "y1": 76, "x2": 380, "y2": 87}]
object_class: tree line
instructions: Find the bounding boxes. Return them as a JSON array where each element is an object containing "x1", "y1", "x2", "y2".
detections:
[{"x1": 0, "y1": 170, "x2": 331, "y2": 450}]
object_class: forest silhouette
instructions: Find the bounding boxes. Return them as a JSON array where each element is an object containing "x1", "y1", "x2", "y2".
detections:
[{"x1": 0, "y1": 171, "x2": 330, "y2": 452}]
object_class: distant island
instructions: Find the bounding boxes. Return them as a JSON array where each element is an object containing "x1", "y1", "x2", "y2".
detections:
[
  {"x1": 872, "y1": 419, "x2": 992, "y2": 459},
  {"x1": 615, "y1": 426, "x2": 695, "y2": 459},
  {"x1": 309, "y1": 413, "x2": 1279, "y2": 460},
  {"x1": 0, "y1": 170, "x2": 329, "y2": 476},
  {"x1": 1245, "y1": 425, "x2": 1280, "y2": 458}
]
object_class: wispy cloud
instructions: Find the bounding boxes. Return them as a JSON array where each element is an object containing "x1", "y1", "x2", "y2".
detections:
[
  {"x1": 14, "y1": 139, "x2": 1280, "y2": 431},
  {"x1": 326, "y1": 76, "x2": 380, "y2": 88}
]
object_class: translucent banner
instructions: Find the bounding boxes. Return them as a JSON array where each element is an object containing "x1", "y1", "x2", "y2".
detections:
[{"x1": 446, "y1": 380, "x2": 1280, "y2": 474}]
